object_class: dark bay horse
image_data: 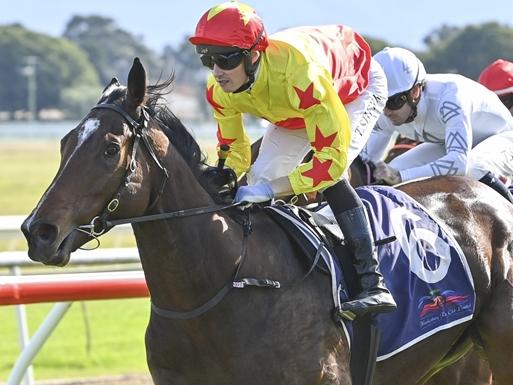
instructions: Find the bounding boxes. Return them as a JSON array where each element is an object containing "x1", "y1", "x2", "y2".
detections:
[{"x1": 22, "y1": 59, "x2": 513, "y2": 385}]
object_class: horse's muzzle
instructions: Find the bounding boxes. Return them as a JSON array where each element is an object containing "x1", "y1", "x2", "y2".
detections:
[{"x1": 21, "y1": 217, "x2": 73, "y2": 266}]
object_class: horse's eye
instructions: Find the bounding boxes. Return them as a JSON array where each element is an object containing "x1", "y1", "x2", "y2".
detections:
[{"x1": 104, "y1": 143, "x2": 120, "y2": 157}]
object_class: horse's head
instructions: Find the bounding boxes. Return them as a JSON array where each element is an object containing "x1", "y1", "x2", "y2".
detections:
[{"x1": 21, "y1": 58, "x2": 177, "y2": 266}]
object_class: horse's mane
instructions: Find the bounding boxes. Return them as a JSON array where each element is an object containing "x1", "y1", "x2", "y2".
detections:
[
  {"x1": 145, "y1": 76, "x2": 208, "y2": 173},
  {"x1": 99, "y1": 76, "x2": 208, "y2": 173},
  {"x1": 147, "y1": 78, "x2": 230, "y2": 201}
]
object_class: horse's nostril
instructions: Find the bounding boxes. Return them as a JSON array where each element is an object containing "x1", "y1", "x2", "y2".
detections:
[{"x1": 33, "y1": 222, "x2": 58, "y2": 245}]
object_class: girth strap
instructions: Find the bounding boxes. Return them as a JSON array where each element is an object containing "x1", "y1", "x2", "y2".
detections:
[{"x1": 151, "y1": 284, "x2": 232, "y2": 320}]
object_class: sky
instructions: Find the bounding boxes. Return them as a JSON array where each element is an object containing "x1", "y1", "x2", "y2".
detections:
[{"x1": 1, "y1": 0, "x2": 512, "y2": 53}]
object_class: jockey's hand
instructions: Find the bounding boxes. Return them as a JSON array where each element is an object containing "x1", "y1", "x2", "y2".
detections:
[
  {"x1": 373, "y1": 161, "x2": 402, "y2": 185},
  {"x1": 234, "y1": 182, "x2": 274, "y2": 203},
  {"x1": 202, "y1": 166, "x2": 236, "y2": 189}
]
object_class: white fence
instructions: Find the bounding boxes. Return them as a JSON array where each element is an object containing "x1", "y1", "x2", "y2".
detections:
[{"x1": 0, "y1": 215, "x2": 143, "y2": 385}]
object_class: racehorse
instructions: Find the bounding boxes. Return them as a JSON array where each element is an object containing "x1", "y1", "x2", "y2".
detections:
[{"x1": 22, "y1": 58, "x2": 513, "y2": 385}]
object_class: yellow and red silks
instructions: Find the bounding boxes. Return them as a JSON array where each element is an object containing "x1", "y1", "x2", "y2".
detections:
[{"x1": 206, "y1": 24, "x2": 371, "y2": 194}]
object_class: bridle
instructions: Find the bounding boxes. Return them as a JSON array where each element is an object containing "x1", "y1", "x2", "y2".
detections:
[
  {"x1": 78, "y1": 103, "x2": 244, "y2": 237},
  {"x1": 77, "y1": 102, "x2": 170, "y2": 237}
]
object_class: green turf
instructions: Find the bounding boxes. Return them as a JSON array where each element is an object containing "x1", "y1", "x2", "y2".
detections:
[
  {"x1": 0, "y1": 141, "x2": 61, "y2": 215},
  {"x1": 0, "y1": 299, "x2": 150, "y2": 381}
]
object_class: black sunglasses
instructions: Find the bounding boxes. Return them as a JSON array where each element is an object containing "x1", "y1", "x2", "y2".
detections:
[
  {"x1": 500, "y1": 94, "x2": 513, "y2": 110},
  {"x1": 386, "y1": 92, "x2": 410, "y2": 110},
  {"x1": 200, "y1": 51, "x2": 245, "y2": 70}
]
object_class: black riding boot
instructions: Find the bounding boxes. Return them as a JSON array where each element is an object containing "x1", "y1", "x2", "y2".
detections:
[
  {"x1": 479, "y1": 171, "x2": 513, "y2": 204},
  {"x1": 324, "y1": 180, "x2": 397, "y2": 319}
]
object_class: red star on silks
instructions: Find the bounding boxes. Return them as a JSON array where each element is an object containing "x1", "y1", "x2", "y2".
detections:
[
  {"x1": 301, "y1": 157, "x2": 334, "y2": 187},
  {"x1": 293, "y1": 83, "x2": 321, "y2": 110},
  {"x1": 216, "y1": 127, "x2": 236, "y2": 146},
  {"x1": 311, "y1": 126, "x2": 337, "y2": 152},
  {"x1": 206, "y1": 85, "x2": 224, "y2": 116}
]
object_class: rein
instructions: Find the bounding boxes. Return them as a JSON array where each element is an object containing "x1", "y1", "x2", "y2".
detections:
[
  {"x1": 79, "y1": 201, "x2": 243, "y2": 233},
  {"x1": 389, "y1": 143, "x2": 417, "y2": 152}
]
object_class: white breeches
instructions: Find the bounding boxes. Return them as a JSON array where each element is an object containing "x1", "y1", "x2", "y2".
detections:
[
  {"x1": 247, "y1": 58, "x2": 387, "y2": 185},
  {"x1": 389, "y1": 130, "x2": 513, "y2": 180}
]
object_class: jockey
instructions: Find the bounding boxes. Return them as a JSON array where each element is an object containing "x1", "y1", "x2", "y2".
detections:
[
  {"x1": 361, "y1": 47, "x2": 513, "y2": 203},
  {"x1": 478, "y1": 59, "x2": 513, "y2": 116},
  {"x1": 189, "y1": 2, "x2": 396, "y2": 318}
]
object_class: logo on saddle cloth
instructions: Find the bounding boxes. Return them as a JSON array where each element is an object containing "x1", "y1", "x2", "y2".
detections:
[{"x1": 355, "y1": 186, "x2": 475, "y2": 361}]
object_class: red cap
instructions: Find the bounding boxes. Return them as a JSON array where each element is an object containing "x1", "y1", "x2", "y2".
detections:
[
  {"x1": 189, "y1": 2, "x2": 268, "y2": 51},
  {"x1": 478, "y1": 59, "x2": 513, "y2": 95}
]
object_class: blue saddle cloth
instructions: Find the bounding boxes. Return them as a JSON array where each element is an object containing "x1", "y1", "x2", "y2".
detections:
[
  {"x1": 357, "y1": 186, "x2": 475, "y2": 360},
  {"x1": 267, "y1": 185, "x2": 475, "y2": 361}
]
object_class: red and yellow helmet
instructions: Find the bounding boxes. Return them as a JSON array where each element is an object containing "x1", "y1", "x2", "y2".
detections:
[
  {"x1": 478, "y1": 59, "x2": 513, "y2": 96},
  {"x1": 189, "y1": 2, "x2": 268, "y2": 52}
]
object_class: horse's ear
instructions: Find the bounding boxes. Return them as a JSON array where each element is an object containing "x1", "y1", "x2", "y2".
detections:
[{"x1": 127, "y1": 57, "x2": 147, "y2": 108}]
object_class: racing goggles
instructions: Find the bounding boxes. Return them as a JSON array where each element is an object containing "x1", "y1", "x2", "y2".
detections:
[
  {"x1": 386, "y1": 91, "x2": 410, "y2": 110},
  {"x1": 200, "y1": 51, "x2": 245, "y2": 70}
]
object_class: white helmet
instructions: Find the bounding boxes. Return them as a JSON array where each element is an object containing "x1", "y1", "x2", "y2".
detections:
[{"x1": 374, "y1": 47, "x2": 427, "y2": 96}]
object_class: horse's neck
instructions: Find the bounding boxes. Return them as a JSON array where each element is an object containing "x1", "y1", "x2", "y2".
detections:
[
  {"x1": 134, "y1": 214, "x2": 241, "y2": 308},
  {"x1": 133, "y1": 146, "x2": 243, "y2": 308}
]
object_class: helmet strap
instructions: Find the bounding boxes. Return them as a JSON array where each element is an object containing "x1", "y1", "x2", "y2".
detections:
[
  {"x1": 233, "y1": 52, "x2": 261, "y2": 93},
  {"x1": 404, "y1": 104, "x2": 417, "y2": 124},
  {"x1": 404, "y1": 82, "x2": 425, "y2": 123}
]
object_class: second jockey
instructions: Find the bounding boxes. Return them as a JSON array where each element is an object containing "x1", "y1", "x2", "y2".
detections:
[{"x1": 362, "y1": 47, "x2": 513, "y2": 203}]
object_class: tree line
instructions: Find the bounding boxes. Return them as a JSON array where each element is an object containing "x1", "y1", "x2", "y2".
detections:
[{"x1": 1, "y1": 16, "x2": 513, "y2": 120}]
